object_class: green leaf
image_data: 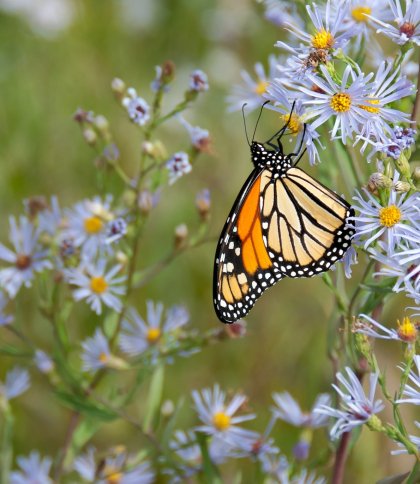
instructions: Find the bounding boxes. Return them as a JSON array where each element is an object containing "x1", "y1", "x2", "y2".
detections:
[
  {"x1": 103, "y1": 311, "x2": 119, "y2": 338},
  {"x1": 54, "y1": 390, "x2": 117, "y2": 421},
  {"x1": 376, "y1": 471, "x2": 410, "y2": 484},
  {"x1": 143, "y1": 364, "x2": 165, "y2": 433}
]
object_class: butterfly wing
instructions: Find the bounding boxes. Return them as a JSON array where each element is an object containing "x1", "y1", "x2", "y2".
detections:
[
  {"x1": 260, "y1": 166, "x2": 354, "y2": 278},
  {"x1": 213, "y1": 168, "x2": 283, "y2": 323}
]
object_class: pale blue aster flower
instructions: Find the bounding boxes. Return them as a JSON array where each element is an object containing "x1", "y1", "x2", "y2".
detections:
[
  {"x1": 65, "y1": 260, "x2": 126, "y2": 315},
  {"x1": 351, "y1": 184, "x2": 420, "y2": 251},
  {"x1": 369, "y1": 0, "x2": 420, "y2": 45},
  {"x1": 342, "y1": 245, "x2": 358, "y2": 278},
  {"x1": 119, "y1": 302, "x2": 189, "y2": 357},
  {"x1": 81, "y1": 329, "x2": 111, "y2": 372},
  {"x1": 226, "y1": 55, "x2": 280, "y2": 112},
  {"x1": 354, "y1": 313, "x2": 418, "y2": 344},
  {"x1": 189, "y1": 69, "x2": 209, "y2": 92},
  {"x1": 150, "y1": 65, "x2": 170, "y2": 93},
  {"x1": 357, "y1": 63, "x2": 414, "y2": 147},
  {"x1": 0, "y1": 291, "x2": 13, "y2": 326},
  {"x1": 63, "y1": 195, "x2": 118, "y2": 258},
  {"x1": 271, "y1": 392, "x2": 331, "y2": 428},
  {"x1": 10, "y1": 451, "x2": 52, "y2": 484},
  {"x1": 391, "y1": 421, "x2": 420, "y2": 455},
  {"x1": 301, "y1": 65, "x2": 374, "y2": 144},
  {"x1": 192, "y1": 384, "x2": 259, "y2": 447},
  {"x1": 315, "y1": 367, "x2": 384, "y2": 440},
  {"x1": 0, "y1": 216, "x2": 52, "y2": 298},
  {"x1": 360, "y1": 126, "x2": 416, "y2": 160},
  {"x1": 0, "y1": 367, "x2": 30, "y2": 400},
  {"x1": 264, "y1": 83, "x2": 324, "y2": 165},
  {"x1": 178, "y1": 116, "x2": 210, "y2": 151},
  {"x1": 34, "y1": 350, "x2": 54, "y2": 374},
  {"x1": 73, "y1": 446, "x2": 96, "y2": 481},
  {"x1": 74, "y1": 446, "x2": 155, "y2": 483},
  {"x1": 37, "y1": 196, "x2": 62, "y2": 236},
  {"x1": 396, "y1": 355, "x2": 420, "y2": 405},
  {"x1": 276, "y1": 0, "x2": 354, "y2": 55},
  {"x1": 233, "y1": 432, "x2": 280, "y2": 462},
  {"x1": 166, "y1": 152, "x2": 191, "y2": 185},
  {"x1": 343, "y1": 0, "x2": 393, "y2": 43},
  {"x1": 122, "y1": 87, "x2": 150, "y2": 126},
  {"x1": 106, "y1": 217, "x2": 127, "y2": 244}
]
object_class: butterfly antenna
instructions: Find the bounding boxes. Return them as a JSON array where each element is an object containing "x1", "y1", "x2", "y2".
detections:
[
  {"x1": 252, "y1": 100, "x2": 270, "y2": 143},
  {"x1": 265, "y1": 98, "x2": 297, "y2": 145},
  {"x1": 242, "y1": 103, "x2": 250, "y2": 147}
]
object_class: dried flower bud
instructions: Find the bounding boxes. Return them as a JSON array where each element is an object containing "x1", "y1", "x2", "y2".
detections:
[
  {"x1": 73, "y1": 108, "x2": 94, "y2": 124},
  {"x1": 393, "y1": 180, "x2": 411, "y2": 193},
  {"x1": 196, "y1": 189, "x2": 211, "y2": 221},
  {"x1": 25, "y1": 196, "x2": 48, "y2": 218},
  {"x1": 174, "y1": 223, "x2": 188, "y2": 249},
  {"x1": 138, "y1": 190, "x2": 154, "y2": 214},
  {"x1": 161, "y1": 399, "x2": 175, "y2": 417},
  {"x1": 111, "y1": 77, "x2": 126, "y2": 99},
  {"x1": 367, "y1": 173, "x2": 392, "y2": 193},
  {"x1": 83, "y1": 128, "x2": 97, "y2": 146},
  {"x1": 225, "y1": 320, "x2": 247, "y2": 338}
]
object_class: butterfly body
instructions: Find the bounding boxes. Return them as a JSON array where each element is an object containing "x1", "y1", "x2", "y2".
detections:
[{"x1": 214, "y1": 141, "x2": 354, "y2": 324}]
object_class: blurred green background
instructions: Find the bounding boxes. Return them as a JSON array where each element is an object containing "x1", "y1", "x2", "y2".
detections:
[{"x1": 0, "y1": 0, "x2": 417, "y2": 482}]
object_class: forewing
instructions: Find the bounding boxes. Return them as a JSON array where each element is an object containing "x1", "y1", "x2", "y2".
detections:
[
  {"x1": 260, "y1": 166, "x2": 354, "y2": 278},
  {"x1": 213, "y1": 169, "x2": 283, "y2": 323}
]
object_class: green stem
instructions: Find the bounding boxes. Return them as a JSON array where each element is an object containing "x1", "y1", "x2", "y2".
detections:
[{"x1": 0, "y1": 408, "x2": 13, "y2": 484}]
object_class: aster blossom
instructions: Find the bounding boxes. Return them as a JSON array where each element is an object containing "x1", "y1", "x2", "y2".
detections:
[
  {"x1": 166, "y1": 151, "x2": 192, "y2": 185},
  {"x1": 351, "y1": 184, "x2": 420, "y2": 251},
  {"x1": 354, "y1": 313, "x2": 418, "y2": 344},
  {"x1": 122, "y1": 87, "x2": 150, "y2": 126},
  {"x1": 10, "y1": 451, "x2": 52, "y2": 484},
  {"x1": 192, "y1": 384, "x2": 258, "y2": 447},
  {"x1": 0, "y1": 216, "x2": 52, "y2": 298},
  {"x1": 0, "y1": 367, "x2": 30, "y2": 401},
  {"x1": 276, "y1": 0, "x2": 354, "y2": 57},
  {"x1": 315, "y1": 367, "x2": 384, "y2": 440},
  {"x1": 227, "y1": 55, "x2": 280, "y2": 112},
  {"x1": 271, "y1": 391, "x2": 331, "y2": 428},
  {"x1": 63, "y1": 195, "x2": 122, "y2": 258},
  {"x1": 65, "y1": 259, "x2": 126, "y2": 315},
  {"x1": 300, "y1": 65, "x2": 374, "y2": 144},
  {"x1": 368, "y1": 0, "x2": 420, "y2": 45},
  {"x1": 119, "y1": 301, "x2": 189, "y2": 358}
]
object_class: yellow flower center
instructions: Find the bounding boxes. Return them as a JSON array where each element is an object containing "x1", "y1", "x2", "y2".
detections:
[
  {"x1": 359, "y1": 98, "x2": 380, "y2": 114},
  {"x1": 255, "y1": 80, "x2": 269, "y2": 96},
  {"x1": 147, "y1": 327, "x2": 161, "y2": 343},
  {"x1": 352, "y1": 6, "x2": 372, "y2": 22},
  {"x1": 90, "y1": 276, "x2": 108, "y2": 294},
  {"x1": 397, "y1": 317, "x2": 418, "y2": 343},
  {"x1": 330, "y1": 92, "x2": 352, "y2": 113},
  {"x1": 311, "y1": 29, "x2": 335, "y2": 49},
  {"x1": 213, "y1": 411, "x2": 231, "y2": 431},
  {"x1": 84, "y1": 215, "x2": 103, "y2": 234},
  {"x1": 280, "y1": 113, "x2": 302, "y2": 135},
  {"x1": 379, "y1": 205, "x2": 401, "y2": 227},
  {"x1": 104, "y1": 467, "x2": 122, "y2": 484},
  {"x1": 99, "y1": 352, "x2": 109, "y2": 363}
]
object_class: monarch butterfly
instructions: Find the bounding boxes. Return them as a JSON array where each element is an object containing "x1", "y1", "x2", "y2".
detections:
[{"x1": 213, "y1": 106, "x2": 354, "y2": 324}]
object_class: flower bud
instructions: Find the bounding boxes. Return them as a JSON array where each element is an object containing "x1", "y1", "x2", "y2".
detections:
[
  {"x1": 367, "y1": 173, "x2": 392, "y2": 193},
  {"x1": 225, "y1": 320, "x2": 247, "y2": 338},
  {"x1": 393, "y1": 180, "x2": 411, "y2": 193},
  {"x1": 196, "y1": 189, "x2": 211, "y2": 221},
  {"x1": 138, "y1": 190, "x2": 154, "y2": 214},
  {"x1": 161, "y1": 399, "x2": 175, "y2": 417},
  {"x1": 25, "y1": 196, "x2": 48, "y2": 218},
  {"x1": 94, "y1": 115, "x2": 110, "y2": 140},
  {"x1": 115, "y1": 251, "x2": 128, "y2": 267},
  {"x1": 111, "y1": 77, "x2": 126, "y2": 99},
  {"x1": 83, "y1": 128, "x2": 97, "y2": 146},
  {"x1": 394, "y1": 152, "x2": 411, "y2": 180},
  {"x1": 413, "y1": 165, "x2": 420, "y2": 183},
  {"x1": 174, "y1": 223, "x2": 188, "y2": 249}
]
